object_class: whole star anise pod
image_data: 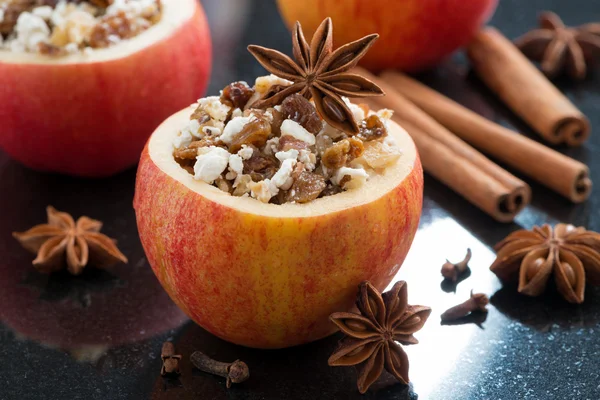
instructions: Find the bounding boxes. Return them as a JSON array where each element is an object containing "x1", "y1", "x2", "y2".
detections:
[
  {"x1": 13, "y1": 206, "x2": 128, "y2": 275},
  {"x1": 247, "y1": 17, "x2": 384, "y2": 134},
  {"x1": 515, "y1": 11, "x2": 600, "y2": 80},
  {"x1": 491, "y1": 224, "x2": 600, "y2": 304},
  {"x1": 328, "y1": 281, "x2": 431, "y2": 394}
]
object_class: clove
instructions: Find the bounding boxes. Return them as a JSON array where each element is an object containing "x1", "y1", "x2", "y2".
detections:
[
  {"x1": 161, "y1": 341, "x2": 182, "y2": 376},
  {"x1": 440, "y1": 291, "x2": 489, "y2": 322},
  {"x1": 441, "y1": 248, "x2": 472, "y2": 282},
  {"x1": 190, "y1": 351, "x2": 249, "y2": 388}
]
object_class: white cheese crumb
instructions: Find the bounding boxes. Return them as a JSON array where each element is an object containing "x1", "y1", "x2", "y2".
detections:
[
  {"x1": 275, "y1": 149, "x2": 299, "y2": 163},
  {"x1": 343, "y1": 97, "x2": 365, "y2": 122},
  {"x1": 0, "y1": 9, "x2": 5, "y2": 24},
  {"x1": 197, "y1": 96, "x2": 231, "y2": 122},
  {"x1": 13, "y1": 12, "x2": 50, "y2": 52},
  {"x1": 231, "y1": 108, "x2": 243, "y2": 118},
  {"x1": 193, "y1": 146, "x2": 230, "y2": 184},
  {"x1": 280, "y1": 120, "x2": 316, "y2": 145},
  {"x1": 202, "y1": 126, "x2": 221, "y2": 136},
  {"x1": 65, "y1": 42, "x2": 78, "y2": 53},
  {"x1": 238, "y1": 145, "x2": 254, "y2": 160},
  {"x1": 181, "y1": 119, "x2": 202, "y2": 139},
  {"x1": 332, "y1": 167, "x2": 369, "y2": 190},
  {"x1": 272, "y1": 159, "x2": 296, "y2": 191},
  {"x1": 299, "y1": 149, "x2": 317, "y2": 171},
  {"x1": 263, "y1": 137, "x2": 280, "y2": 156},
  {"x1": 274, "y1": 105, "x2": 282, "y2": 112},
  {"x1": 220, "y1": 116, "x2": 253, "y2": 145},
  {"x1": 32, "y1": 6, "x2": 53, "y2": 20},
  {"x1": 228, "y1": 154, "x2": 244, "y2": 175},
  {"x1": 173, "y1": 130, "x2": 192, "y2": 149}
]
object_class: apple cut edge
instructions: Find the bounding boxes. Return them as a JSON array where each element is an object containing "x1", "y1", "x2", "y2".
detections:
[
  {"x1": 146, "y1": 107, "x2": 419, "y2": 218},
  {"x1": 0, "y1": 0, "x2": 198, "y2": 65}
]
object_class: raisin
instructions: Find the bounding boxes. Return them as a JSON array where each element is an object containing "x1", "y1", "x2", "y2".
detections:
[
  {"x1": 281, "y1": 94, "x2": 323, "y2": 134},
  {"x1": 270, "y1": 108, "x2": 284, "y2": 137},
  {"x1": 89, "y1": 11, "x2": 136, "y2": 48},
  {"x1": 229, "y1": 116, "x2": 271, "y2": 154},
  {"x1": 221, "y1": 81, "x2": 255, "y2": 109},
  {"x1": 321, "y1": 138, "x2": 364, "y2": 169},
  {"x1": 278, "y1": 135, "x2": 310, "y2": 152},
  {"x1": 319, "y1": 184, "x2": 343, "y2": 198},
  {"x1": 286, "y1": 171, "x2": 326, "y2": 203},
  {"x1": 243, "y1": 146, "x2": 279, "y2": 178},
  {"x1": 358, "y1": 115, "x2": 387, "y2": 141}
]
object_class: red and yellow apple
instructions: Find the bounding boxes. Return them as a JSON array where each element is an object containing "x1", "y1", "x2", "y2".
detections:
[
  {"x1": 0, "y1": 0, "x2": 211, "y2": 177},
  {"x1": 134, "y1": 108, "x2": 423, "y2": 348},
  {"x1": 276, "y1": 0, "x2": 498, "y2": 72}
]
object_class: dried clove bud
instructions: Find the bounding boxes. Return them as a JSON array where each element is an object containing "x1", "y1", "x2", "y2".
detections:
[
  {"x1": 161, "y1": 342, "x2": 182, "y2": 376},
  {"x1": 440, "y1": 291, "x2": 489, "y2": 322},
  {"x1": 190, "y1": 351, "x2": 249, "y2": 388},
  {"x1": 441, "y1": 248, "x2": 472, "y2": 282}
]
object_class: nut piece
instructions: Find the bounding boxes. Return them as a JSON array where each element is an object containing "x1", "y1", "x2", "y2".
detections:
[{"x1": 321, "y1": 138, "x2": 364, "y2": 169}]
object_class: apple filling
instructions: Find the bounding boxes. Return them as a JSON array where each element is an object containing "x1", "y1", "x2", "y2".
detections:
[
  {"x1": 0, "y1": 0, "x2": 161, "y2": 55},
  {"x1": 172, "y1": 75, "x2": 403, "y2": 204}
]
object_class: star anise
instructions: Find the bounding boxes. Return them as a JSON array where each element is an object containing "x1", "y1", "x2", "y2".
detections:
[
  {"x1": 247, "y1": 17, "x2": 384, "y2": 134},
  {"x1": 515, "y1": 11, "x2": 600, "y2": 80},
  {"x1": 328, "y1": 281, "x2": 431, "y2": 394},
  {"x1": 13, "y1": 206, "x2": 128, "y2": 275},
  {"x1": 491, "y1": 224, "x2": 600, "y2": 304}
]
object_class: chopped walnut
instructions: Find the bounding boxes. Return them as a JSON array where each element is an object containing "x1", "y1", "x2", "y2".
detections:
[
  {"x1": 286, "y1": 171, "x2": 326, "y2": 203},
  {"x1": 38, "y1": 41, "x2": 65, "y2": 55},
  {"x1": 278, "y1": 135, "x2": 310, "y2": 152},
  {"x1": 89, "y1": 10, "x2": 136, "y2": 48},
  {"x1": 321, "y1": 138, "x2": 364, "y2": 169},
  {"x1": 173, "y1": 137, "x2": 223, "y2": 160}
]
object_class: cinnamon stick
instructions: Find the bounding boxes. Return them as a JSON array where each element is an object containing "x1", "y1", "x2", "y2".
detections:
[
  {"x1": 356, "y1": 69, "x2": 530, "y2": 222},
  {"x1": 379, "y1": 70, "x2": 592, "y2": 203},
  {"x1": 466, "y1": 27, "x2": 590, "y2": 146}
]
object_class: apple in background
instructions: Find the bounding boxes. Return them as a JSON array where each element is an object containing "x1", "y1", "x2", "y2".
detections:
[
  {"x1": 276, "y1": 0, "x2": 498, "y2": 72},
  {"x1": 0, "y1": 0, "x2": 211, "y2": 177},
  {"x1": 134, "y1": 109, "x2": 423, "y2": 349}
]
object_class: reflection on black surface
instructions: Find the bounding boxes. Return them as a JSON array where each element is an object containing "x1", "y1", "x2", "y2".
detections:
[
  {"x1": 20, "y1": 268, "x2": 126, "y2": 309},
  {"x1": 491, "y1": 284, "x2": 600, "y2": 331},
  {"x1": 150, "y1": 323, "x2": 418, "y2": 400},
  {"x1": 440, "y1": 268, "x2": 472, "y2": 293}
]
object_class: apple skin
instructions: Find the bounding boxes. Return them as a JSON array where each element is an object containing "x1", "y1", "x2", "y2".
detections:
[
  {"x1": 134, "y1": 138, "x2": 423, "y2": 349},
  {"x1": 0, "y1": 4, "x2": 211, "y2": 177},
  {"x1": 276, "y1": 0, "x2": 498, "y2": 72}
]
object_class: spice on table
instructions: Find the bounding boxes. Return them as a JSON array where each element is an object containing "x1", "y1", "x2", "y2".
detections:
[
  {"x1": 356, "y1": 68, "x2": 530, "y2": 223},
  {"x1": 161, "y1": 342, "x2": 182, "y2": 377},
  {"x1": 378, "y1": 70, "x2": 592, "y2": 203},
  {"x1": 467, "y1": 27, "x2": 590, "y2": 147},
  {"x1": 440, "y1": 291, "x2": 489, "y2": 322},
  {"x1": 515, "y1": 12, "x2": 600, "y2": 80},
  {"x1": 13, "y1": 206, "x2": 128, "y2": 275},
  {"x1": 190, "y1": 351, "x2": 249, "y2": 388},
  {"x1": 441, "y1": 248, "x2": 472, "y2": 282},
  {"x1": 247, "y1": 17, "x2": 384, "y2": 134},
  {"x1": 328, "y1": 281, "x2": 431, "y2": 394},
  {"x1": 490, "y1": 224, "x2": 600, "y2": 304}
]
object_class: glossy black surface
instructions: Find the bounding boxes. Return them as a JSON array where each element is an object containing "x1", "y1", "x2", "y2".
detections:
[{"x1": 2, "y1": 0, "x2": 600, "y2": 399}]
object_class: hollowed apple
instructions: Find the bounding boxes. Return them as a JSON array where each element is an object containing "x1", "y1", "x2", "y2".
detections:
[
  {"x1": 0, "y1": 0, "x2": 211, "y2": 177},
  {"x1": 134, "y1": 109, "x2": 423, "y2": 349}
]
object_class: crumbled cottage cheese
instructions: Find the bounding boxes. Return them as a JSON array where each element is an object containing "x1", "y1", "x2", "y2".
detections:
[
  {"x1": 1, "y1": 0, "x2": 162, "y2": 54},
  {"x1": 194, "y1": 146, "x2": 230, "y2": 184},
  {"x1": 173, "y1": 75, "x2": 403, "y2": 204},
  {"x1": 280, "y1": 120, "x2": 316, "y2": 145}
]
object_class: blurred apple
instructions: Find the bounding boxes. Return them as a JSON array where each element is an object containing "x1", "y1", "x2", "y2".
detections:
[{"x1": 276, "y1": 0, "x2": 498, "y2": 72}]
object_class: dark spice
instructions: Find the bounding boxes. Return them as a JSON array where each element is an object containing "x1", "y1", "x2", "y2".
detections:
[
  {"x1": 190, "y1": 351, "x2": 249, "y2": 388},
  {"x1": 440, "y1": 291, "x2": 489, "y2": 322},
  {"x1": 441, "y1": 248, "x2": 472, "y2": 282},
  {"x1": 161, "y1": 342, "x2": 181, "y2": 376}
]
